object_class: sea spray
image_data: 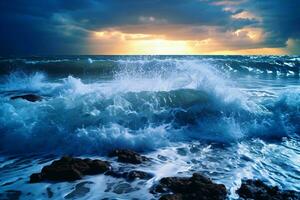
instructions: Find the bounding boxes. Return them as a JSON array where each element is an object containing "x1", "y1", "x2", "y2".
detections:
[
  {"x1": 0, "y1": 57, "x2": 299, "y2": 154},
  {"x1": 0, "y1": 56, "x2": 300, "y2": 200}
]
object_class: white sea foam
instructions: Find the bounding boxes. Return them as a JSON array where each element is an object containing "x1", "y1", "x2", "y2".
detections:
[
  {"x1": 0, "y1": 56, "x2": 300, "y2": 199},
  {"x1": 0, "y1": 59, "x2": 299, "y2": 155}
]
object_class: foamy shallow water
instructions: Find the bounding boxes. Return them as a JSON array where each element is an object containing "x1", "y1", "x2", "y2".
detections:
[
  {"x1": 1, "y1": 139, "x2": 299, "y2": 199},
  {"x1": 0, "y1": 55, "x2": 299, "y2": 199}
]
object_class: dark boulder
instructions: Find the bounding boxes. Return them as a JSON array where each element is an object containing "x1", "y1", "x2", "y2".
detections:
[
  {"x1": 30, "y1": 156, "x2": 111, "y2": 183},
  {"x1": 11, "y1": 94, "x2": 42, "y2": 102},
  {"x1": 108, "y1": 149, "x2": 149, "y2": 164},
  {"x1": 84, "y1": 159, "x2": 111, "y2": 175},
  {"x1": 41, "y1": 164, "x2": 82, "y2": 181},
  {"x1": 151, "y1": 173, "x2": 227, "y2": 200},
  {"x1": 29, "y1": 173, "x2": 43, "y2": 183},
  {"x1": 105, "y1": 170, "x2": 125, "y2": 179},
  {"x1": 237, "y1": 179, "x2": 300, "y2": 200},
  {"x1": 126, "y1": 170, "x2": 154, "y2": 181}
]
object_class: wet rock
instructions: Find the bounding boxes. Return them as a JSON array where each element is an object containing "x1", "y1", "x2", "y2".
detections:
[
  {"x1": 105, "y1": 169, "x2": 153, "y2": 181},
  {"x1": 11, "y1": 94, "x2": 42, "y2": 102},
  {"x1": 0, "y1": 190, "x2": 22, "y2": 200},
  {"x1": 126, "y1": 170, "x2": 154, "y2": 181},
  {"x1": 42, "y1": 164, "x2": 82, "y2": 181},
  {"x1": 29, "y1": 173, "x2": 43, "y2": 183},
  {"x1": 108, "y1": 149, "x2": 149, "y2": 164},
  {"x1": 30, "y1": 156, "x2": 111, "y2": 182},
  {"x1": 105, "y1": 170, "x2": 125, "y2": 178},
  {"x1": 82, "y1": 158, "x2": 111, "y2": 175},
  {"x1": 151, "y1": 173, "x2": 227, "y2": 200},
  {"x1": 237, "y1": 179, "x2": 300, "y2": 200},
  {"x1": 160, "y1": 194, "x2": 183, "y2": 200}
]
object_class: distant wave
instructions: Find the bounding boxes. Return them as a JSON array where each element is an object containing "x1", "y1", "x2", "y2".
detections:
[{"x1": 0, "y1": 55, "x2": 299, "y2": 78}]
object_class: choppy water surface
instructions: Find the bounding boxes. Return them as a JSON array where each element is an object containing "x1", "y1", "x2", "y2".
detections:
[{"x1": 0, "y1": 56, "x2": 299, "y2": 199}]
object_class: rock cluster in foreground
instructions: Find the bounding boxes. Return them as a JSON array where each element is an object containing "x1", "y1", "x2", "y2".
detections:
[
  {"x1": 237, "y1": 179, "x2": 300, "y2": 200},
  {"x1": 30, "y1": 156, "x2": 111, "y2": 182},
  {"x1": 30, "y1": 150, "x2": 152, "y2": 183},
  {"x1": 151, "y1": 173, "x2": 227, "y2": 200},
  {"x1": 28, "y1": 150, "x2": 300, "y2": 200}
]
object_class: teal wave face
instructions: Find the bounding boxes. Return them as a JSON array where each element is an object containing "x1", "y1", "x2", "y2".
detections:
[
  {"x1": 0, "y1": 56, "x2": 299, "y2": 154},
  {"x1": 1, "y1": 56, "x2": 300, "y2": 200}
]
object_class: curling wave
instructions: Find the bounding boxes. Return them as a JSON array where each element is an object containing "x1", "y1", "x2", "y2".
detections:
[{"x1": 0, "y1": 57, "x2": 299, "y2": 154}]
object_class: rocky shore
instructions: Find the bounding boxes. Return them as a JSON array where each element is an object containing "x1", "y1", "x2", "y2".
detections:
[{"x1": 18, "y1": 149, "x2": 298, "y2": 200}]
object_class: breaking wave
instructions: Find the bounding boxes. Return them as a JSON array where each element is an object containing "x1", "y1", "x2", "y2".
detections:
[{"x1": 0, "y1": 57, "x2": 299, "y2": 154}]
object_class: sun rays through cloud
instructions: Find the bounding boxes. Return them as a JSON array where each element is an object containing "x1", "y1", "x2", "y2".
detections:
[{"x1": 1, "y1": 0, "x2": 299, "y2": 55}]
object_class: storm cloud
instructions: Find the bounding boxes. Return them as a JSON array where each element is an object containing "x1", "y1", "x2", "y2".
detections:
[{"x1": 0, "y1": 0, "x2": 299, "y2": 55}]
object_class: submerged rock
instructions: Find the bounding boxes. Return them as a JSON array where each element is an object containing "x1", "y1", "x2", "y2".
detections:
[
  {"x1": 0, "y1": 190, "x2": 22, "y2": 200},
  {"x1": 151, "y1": 173, "x2": 227, "y2": 200},
  {"x1": 126, "y1": 170, "x2": 154, "y2": 181},
  {"x1": 30, "y1": 156, "x2": 111, "y2": 183},
  {"x1": 46, "y1": 187, "x2": 53, "y2": 198},
  {"x1": 108, "y1": 149, "x2": 149, "y2": 164},
  {"x1": 105, "y1": 170, "x2": 125, "y2": 178},
  {"x1": 105, "y1": 169, "x2": 153, "y2": 181},
  {"x1": 10, "y1": 94, "x2": 42, "y2": 102},
  {"x1": 237, "y1": 179, "x2": 300, "y2": 200}
]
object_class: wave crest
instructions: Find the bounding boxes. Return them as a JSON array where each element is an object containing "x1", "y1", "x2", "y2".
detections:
[{"x1": 0, "y1": 59, "x2": 299, "y2": 154}]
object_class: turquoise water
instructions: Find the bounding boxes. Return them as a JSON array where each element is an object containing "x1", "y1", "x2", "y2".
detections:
[{"x1": 0, "y1": 56, "x2": 299, "y2": 199}]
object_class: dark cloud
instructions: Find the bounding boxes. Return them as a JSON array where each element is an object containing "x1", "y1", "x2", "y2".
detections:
[
  {"x1": 0, "y1": 0, "x2": 299, "y2": 55},
  {"x1": 238, "y1": 0, "x2": 300, "y2": 48}
]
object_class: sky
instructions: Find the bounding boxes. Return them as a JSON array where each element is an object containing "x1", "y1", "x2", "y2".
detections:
[{"x1": 1, "y1": 0, "x2": 300, "y2": 55}]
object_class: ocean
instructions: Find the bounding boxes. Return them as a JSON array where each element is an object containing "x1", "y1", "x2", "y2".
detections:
[{"x1": 0, "y1": 55, "x2": 299, "y2": 199}]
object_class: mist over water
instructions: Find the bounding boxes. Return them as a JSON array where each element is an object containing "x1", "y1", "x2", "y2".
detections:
[{"x1": 0, "y1": 56, "x2": 299, "y2": 199}]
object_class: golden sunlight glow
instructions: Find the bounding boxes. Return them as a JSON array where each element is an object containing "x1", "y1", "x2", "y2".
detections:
[
  {"x1": 212, "y1": 48, "x2": 287, "y2": 55},
  {"x1": 91, "y1": 30, "x2": 195, "y2": 55},
  {"x1": 129, "y1": 39, "x2": 194, "y2": 55},
  {"x1": 89, "y1": 29, "x2": 287, "y2": 55},
  {"x1": 94, "y1": 31, "x2": 155, "y2": 40},
  {"x1": 234, "y1": 28, "x2": 264, "y2": 42}
]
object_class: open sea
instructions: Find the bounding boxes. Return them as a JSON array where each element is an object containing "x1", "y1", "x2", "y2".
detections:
[{"x1": 0, "y1": 55, "x2": 299, "y2": 199}]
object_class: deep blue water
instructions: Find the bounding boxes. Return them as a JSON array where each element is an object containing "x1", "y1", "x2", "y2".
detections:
[{"x1": 0, "y1": 55, "x2": 299, "y2": 199}]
